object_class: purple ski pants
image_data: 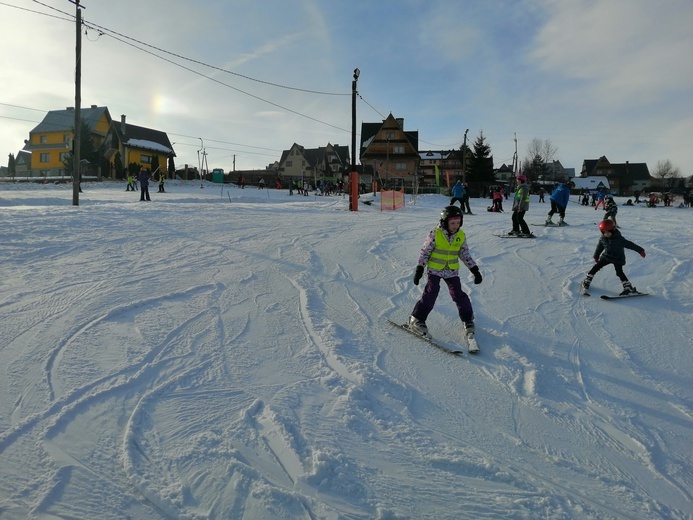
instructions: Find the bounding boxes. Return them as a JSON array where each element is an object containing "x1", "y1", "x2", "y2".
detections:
[{"x1": 412, "y1": 274, "x2": 474, "y2": 324}]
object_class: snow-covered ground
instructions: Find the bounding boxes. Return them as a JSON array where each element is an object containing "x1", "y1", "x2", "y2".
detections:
[{"x1": 0, "y1": 181, "x2": 691, "y2": 519}]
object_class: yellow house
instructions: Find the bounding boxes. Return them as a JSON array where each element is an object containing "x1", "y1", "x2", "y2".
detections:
[
  {"x1": 24, "y1": 105, "x2": 111, "y2": 177},
  {"x1": 103, "y1": 114, "x2": 175, "y2": 179},
  {"x1": 23, "y1": 106, "x2": 175, "y2": 179}
]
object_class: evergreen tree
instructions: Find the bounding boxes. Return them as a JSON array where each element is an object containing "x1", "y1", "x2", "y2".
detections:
[
  {"x1": 150, "y1": 155, "x2": 160, "y2": 177},
  {"x1": 467, "y1": 131, "x2": 494, "y2": 183},
  {"x1": 8, "y1": 153, "x2": 16, "y2": 179},
  {"x1": 114, "y1": 151, "x2": 124, "y2": 180},
  {"x1": 62, "y1": 119, "x2": 100, "y2": 174},
  {"x1": 167, "y1": 155, "x2": 176, "y2": 180}
]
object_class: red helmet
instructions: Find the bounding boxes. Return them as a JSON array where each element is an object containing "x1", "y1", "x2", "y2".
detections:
[
  {"x1": 517, "y1": 175, "x2": 527, "y2": 182},
  {"x1": 598, "y1": 219, "x2": 616, "y2": 232}
]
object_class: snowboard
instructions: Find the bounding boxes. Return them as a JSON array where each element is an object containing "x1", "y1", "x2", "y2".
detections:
[{"x1": 387, "y1": 319, "x2": 464, "y2": 355}]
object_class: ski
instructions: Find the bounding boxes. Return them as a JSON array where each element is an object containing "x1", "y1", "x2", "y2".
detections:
[
  {"x1": 387, "y1": 320, "x2": 464, "y2": 355},
  {"x1": 493, "y1": 234, "x2": 537, "y2": 239},
  {"x1": 600, "y1": 292, "x2": 649, "y2": 300},
  {"x1": 532, "y1": 223, "x2": 568, "y2": 227}
]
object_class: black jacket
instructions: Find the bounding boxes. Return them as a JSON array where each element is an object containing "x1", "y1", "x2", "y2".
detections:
[{"x1": 593, "y1": 229, "x2": 644, "y2": 266}]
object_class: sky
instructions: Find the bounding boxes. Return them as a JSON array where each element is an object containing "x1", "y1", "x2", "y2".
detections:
[
  {"x1": 1, "y1": 0, "x2": 693, "y2": 175},
  {"x1": 0, "y1": 182, "x2": 691, "y2": 518}
]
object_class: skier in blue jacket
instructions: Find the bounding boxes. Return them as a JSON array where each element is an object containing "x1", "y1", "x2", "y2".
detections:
[
  {"x1": 546, "y1": 181, "x2": 575, "y2": 225},
  {"x1": 450, "y1": 180, "x2": 465, "y2": 208}
]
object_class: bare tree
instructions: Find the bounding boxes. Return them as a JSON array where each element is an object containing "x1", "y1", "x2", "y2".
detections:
[
  {"x1": 653, "y1": 160, "x2": 681, "y2": 190},
  {"x1": 526, "y1": 138, "x2": 558, "y2": 165},
  {"x1": 525, "y1": 138, "x2": 558, "y2": 184}
]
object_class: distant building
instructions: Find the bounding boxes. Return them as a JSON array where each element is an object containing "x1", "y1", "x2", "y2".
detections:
[
  {"x1": 572, "y1": 176, "x2": 610, "y2": 192},
  {"x1": 276, "y1": 142, "x2": 350, "y2": 187},
  {"x1": 580, "y1": 156, "x2": 650, "y2": 196},
  {"x1": 360, "y1": 114, "x2": 419, "y2": 189},
  {"x1": 21, "y1": 106, "x2": 174, "y2": 180},
  {"x1": 418, "y1": 150, "x2": 464, "y2": 187}
]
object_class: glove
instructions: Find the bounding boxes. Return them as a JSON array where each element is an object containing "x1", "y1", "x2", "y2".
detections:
[
  {"x1": 470, "y1": 266, "x2": 483, "y2": 285},
  {"x1": 640, "y1": 251, "x2": 646, "y2": 258},
  {"x1": 413, "y1": 265, "x2": 424, "y2": 286}
]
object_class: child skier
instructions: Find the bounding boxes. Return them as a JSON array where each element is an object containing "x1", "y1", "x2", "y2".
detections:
[
  {"x1": 604, "y1": 194, "x2": 618, "y2": 227},
  {"x1": 509, "y1": 175, "x2": 532, "y2": 236},
  {"x1": 581, "y1": 219, "x2": 646, "y2": 296},
  {"x1": 409, "y1": 205, "x2": 483, "y2": 345}
]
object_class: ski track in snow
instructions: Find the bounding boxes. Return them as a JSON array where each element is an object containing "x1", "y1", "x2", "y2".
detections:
[{"x1": 0, "y1": 183, "x2": 691, "y2": 519}]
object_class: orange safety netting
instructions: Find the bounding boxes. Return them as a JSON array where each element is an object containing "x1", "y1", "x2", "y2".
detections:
[{"x1": 381, "y1": 190, "x2": 405, "y2": 211}]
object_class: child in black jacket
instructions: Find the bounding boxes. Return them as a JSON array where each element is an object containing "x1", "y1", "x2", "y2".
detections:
[{"x1": 581, "y1": 219, "x2": 646, "y2": 295}]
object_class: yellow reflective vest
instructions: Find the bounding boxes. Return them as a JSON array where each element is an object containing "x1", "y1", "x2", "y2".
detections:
[{"x1": 427, "y1": 228, "x2": 465, "y2": 270}]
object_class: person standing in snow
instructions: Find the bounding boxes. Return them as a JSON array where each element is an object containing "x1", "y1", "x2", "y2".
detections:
[
  {"x1": 603, "y1": 194, "x2": 618, "y2": 227},
  {"x1": 594, "y1": 189, "x2": 606, "y2": 210},
  {"x1": 546, "y1": 180, "x2": 575, "y2": 225},
  {"x1": 509, "y1": 175, "x2": 532, "y2": 236},
  {"x1": 581, "y1": 219, "x2": 646, "y2": 295},
  {"x1": 450, "y1": 180, "x2": 465, "y2": 208},
  {"x1": 138, "y1": 167, "x2": 151, "y2": 201},
  {"x1": 408, "y1": 205, "x2": 482, "y2": 341},
  {"x1": 462, "y1": 183, "x2": 473, "y2": 214}
]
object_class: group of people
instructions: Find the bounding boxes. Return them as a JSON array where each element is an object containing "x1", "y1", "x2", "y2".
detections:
[
  {"x1": 414, "y1": 179, "x2": 647, "y2": 347},
  {"x1": 126, "y1": 167, "x2": 164, "y2": 201}
]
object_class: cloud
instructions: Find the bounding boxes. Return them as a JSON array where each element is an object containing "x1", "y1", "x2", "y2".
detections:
[{"x1": 530, "y1": 0, "x2": 693, "y2": 107}]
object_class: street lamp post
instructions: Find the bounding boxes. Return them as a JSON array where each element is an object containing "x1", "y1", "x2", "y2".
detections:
[{"x1": 350, "y1": 68, "x2": 359, "y2": 211}]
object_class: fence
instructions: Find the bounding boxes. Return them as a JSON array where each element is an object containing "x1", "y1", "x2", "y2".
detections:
[{"x1": 381, "y1": 189, "x2": 405, "y2": 211}]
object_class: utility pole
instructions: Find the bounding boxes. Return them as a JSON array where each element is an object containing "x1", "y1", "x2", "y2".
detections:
[
  {"x1": 71, "y1": 0, "x2": 84, "y2": 206},
  {"x1": 461, "y1": 129, "x2": 469, "y2": 184},
  {"x1": 513, "y1": 132, "x2": 518, "y2": 183},
  {"x1": 349, "y1": 68, "x2": 360, "y2": 211}
]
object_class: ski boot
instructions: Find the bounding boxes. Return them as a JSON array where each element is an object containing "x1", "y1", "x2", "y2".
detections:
[
  {"x1": 558, "y1": 218, "x2": 568, "y2": 226},
  {"x1": 581, "y1": 275, "x2": 593, "y2": 295},
  {"x1": 408, "y1": 316, "x2": 429, "y2": 337},
  {"x1": 619, "y1": 282, "x2": 636, "y2": 296},
  {"x1": 545, "y1": 217, "x2": 554, "y2": 225},
  {"x1": 464, "y1": 321, "x2": 479, "y2": 353}
]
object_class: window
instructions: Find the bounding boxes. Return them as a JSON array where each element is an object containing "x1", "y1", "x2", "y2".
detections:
[
  {"x1": 286, "y1": 160, "x2": 293, "y2": 167},
  {"x1": 60, "y1": 152, "x2": 70, "y2": 163},
  {"x1": 386, "y1": 131, "x2": 395, "y2": 140},
  {"x1": 63, "y1": 134, "x2": 71, "y2": 143},
  {"x1": 40, "y1": 135, "x2": 47, "y2": 143},
  {"x1": 395, "y1": 163, "x2": 407, "y2": 171},
  {"x1": 141, "y1": 155, "x2": 152, "y2": 164},
  {"x1": 393, "y1": 146, "x2": 405, "y2": 154},
  {"x1": 40, "y1": 153, "x2": 50, "y2": 163}
]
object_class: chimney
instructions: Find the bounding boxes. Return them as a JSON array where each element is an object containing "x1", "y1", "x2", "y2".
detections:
[
  {"x1": 91, "y1": 104, "x2": 97, "y2": 109},
  {"x1": 66, "y1": 107, "x2": 74, "y2": 110},
  {"x1": 396, "y1": 118, "x2": 404, "y2": 129},
  {"x1": 121, "y1": 115, "x2": 126, "y2": 135}
]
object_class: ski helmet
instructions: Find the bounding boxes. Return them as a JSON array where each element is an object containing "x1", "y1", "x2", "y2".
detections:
[
  {"x1": 517, "y1": 175, "x2": 527, "y2": 182},
  {"x1": 598, "y1": 219, "x2": 616, "y2": 232},
  {"x1": 440, "y1": 205, "x2": 463, "y2": 228}
]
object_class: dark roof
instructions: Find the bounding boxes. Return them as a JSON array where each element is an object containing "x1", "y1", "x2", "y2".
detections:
[
  {"x1": 114, "y1": 121, "x2": 174, "y2": 155},
  {"x1": 360, "y1": 114, "x2": 419, "y2": 156},
  {"x1": 31, "y1": 106, "x2": 110, "y2": 135},
  {"x1": 582, "y1": 157, "x2": 650, "y2": 180}
]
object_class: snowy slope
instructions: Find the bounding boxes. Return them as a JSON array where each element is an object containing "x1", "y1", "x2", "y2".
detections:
[{"x1": 0, "y1": 182, "x2": 691, "y2": 519}]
